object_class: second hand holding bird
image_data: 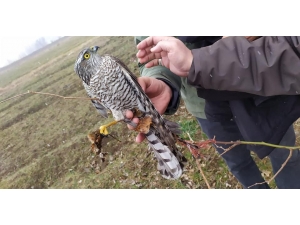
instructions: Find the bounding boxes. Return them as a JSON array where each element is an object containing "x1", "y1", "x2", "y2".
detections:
[{"x1": 125, "y1": 77, "x2": 173, "y2": 143}]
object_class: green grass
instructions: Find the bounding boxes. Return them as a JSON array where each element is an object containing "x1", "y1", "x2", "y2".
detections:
[{"x1": 0, "y1": 36, "x2": 279, "y2": 189}]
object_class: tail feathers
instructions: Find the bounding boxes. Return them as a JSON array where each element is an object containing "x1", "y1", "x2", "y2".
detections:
[
  {"x1": 146, "y1": 132, "x2": 182, "y2": 180},
  {"x1": 164, "y1": 119, "x2": 181, "y2": 136}
]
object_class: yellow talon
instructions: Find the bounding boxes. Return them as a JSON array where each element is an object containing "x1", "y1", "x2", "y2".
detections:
[
  {"x1": 99, "y1": 126, "x2": 109, "y2": 135},
  {"x1": 99, "y1": 120, "x2": 119, "y2": 135}
]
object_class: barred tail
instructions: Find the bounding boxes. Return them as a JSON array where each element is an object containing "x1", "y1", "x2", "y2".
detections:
[{"x1": 146, "y1": 132, "x2": 182, "y2": 180}]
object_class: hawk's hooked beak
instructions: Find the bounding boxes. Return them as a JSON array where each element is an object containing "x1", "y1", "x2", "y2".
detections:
[{"x1": 90, "y1": 46, "x2": 100, "y2": 52}]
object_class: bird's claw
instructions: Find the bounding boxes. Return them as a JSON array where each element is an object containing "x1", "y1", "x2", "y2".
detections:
[
  {"x1": 99, "y1": 120, "x2": 119, "y2": 135},
  {"x1": 99, "y1": 125, "x2": 109, "y2": 135}
]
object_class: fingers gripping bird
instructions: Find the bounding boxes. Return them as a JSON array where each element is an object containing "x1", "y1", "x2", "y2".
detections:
[{"x1": 74, "y1": 46, "x2": 187, "y2": 179}]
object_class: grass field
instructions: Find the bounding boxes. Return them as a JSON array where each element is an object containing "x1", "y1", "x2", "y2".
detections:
[{"x1": 1, "y1": 36, "x2": 294, "y2": 189}]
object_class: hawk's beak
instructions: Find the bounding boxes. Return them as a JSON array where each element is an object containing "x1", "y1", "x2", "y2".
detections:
[{"x1": 91, "y1": 46, "x2": 100, "y2": 52}]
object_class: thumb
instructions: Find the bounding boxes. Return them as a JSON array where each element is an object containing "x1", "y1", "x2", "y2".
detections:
[
  {"x1": 137, "y1": 77, "x2": 154, "y2": 93},
  {"x1": 137, "y1": 77, "x2": 147, "y2": 92}
]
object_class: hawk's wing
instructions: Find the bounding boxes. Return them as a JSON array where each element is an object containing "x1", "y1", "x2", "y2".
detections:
[
  {"x1": 106, "y1": 55, "x2": 150, "y2": 102},
  {"x1": 83, "y1": 81, "x2": 108, "y2": 118}
]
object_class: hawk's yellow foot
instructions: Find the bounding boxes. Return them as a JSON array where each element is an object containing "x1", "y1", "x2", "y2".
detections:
[{"x1": 99, "y1": 120, "x2": 119, "y2": 135}]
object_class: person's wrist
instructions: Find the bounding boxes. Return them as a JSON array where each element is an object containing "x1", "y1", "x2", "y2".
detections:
[
  {"x1": 156, "y1": 78, "x2": 180, "y2": 115},
  {"x1": 157, "y1": 78, "x2": 172, "y2": 105},
  {"x1": 165, "y1": 82, "x2": 172, "y2": 102}
]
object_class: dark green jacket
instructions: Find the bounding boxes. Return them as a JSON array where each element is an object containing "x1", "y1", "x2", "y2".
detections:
[{"x1": 134, "y1": 36, "x2": 208, "y2": 119}]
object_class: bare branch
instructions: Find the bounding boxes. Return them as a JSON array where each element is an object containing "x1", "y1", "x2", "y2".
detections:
[
  {"x1": 196, "y1": 159, "x2": 211, "y2": 189},
  {"x1": 29, "y1": 91, "x2": 99, "y2": 101},
  {"x1": 187, "y1": 132, "x2": 194, "y2": 142},
  {"x1": 218, "y1": 143, "x2": 240, "y2": 156},
  {"x1": 212, "y1": 140, "x2": 300, "y2": 151},
  {"x1": 237, "y1": 140, "x2": 299, "y2": 150},
  {"x1": 247, "y1": 149, "x2": 293, "y2": 188},
  {"x1": 267, "y1": 149, "x2": 293, "y2": 184},
  {"x1": 0, "y1": 92, "x2": 31, "y2": 103}
]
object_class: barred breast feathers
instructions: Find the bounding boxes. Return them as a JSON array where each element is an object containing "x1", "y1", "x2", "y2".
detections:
[{"x1": 83, "y1": 81, "x2": 108, "y2": 118}]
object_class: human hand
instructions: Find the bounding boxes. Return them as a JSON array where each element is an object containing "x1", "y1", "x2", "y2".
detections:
[
  {"x1": 136, "y1": 36, "x2": 193, "y2": 77},
  {"x1": 126, "y1": 76, "x2": 172, "y2": 143}
]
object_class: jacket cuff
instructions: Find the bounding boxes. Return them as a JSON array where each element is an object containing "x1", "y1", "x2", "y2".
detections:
[
  {"x1": 156, "y1": 78, "x2": 180, "y2": 115},
  {"x1": 187, "y1": 50, "x2": 203, "y2": 89}
]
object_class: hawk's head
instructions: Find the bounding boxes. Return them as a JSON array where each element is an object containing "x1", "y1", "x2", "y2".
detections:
[{"x1": 74, "y1": 46, "x2": 101, "y2": 85}]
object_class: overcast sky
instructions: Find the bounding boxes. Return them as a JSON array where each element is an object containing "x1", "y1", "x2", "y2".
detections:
[{"x1": 0, "y1": 36, "x2": 61, "y2": 68}]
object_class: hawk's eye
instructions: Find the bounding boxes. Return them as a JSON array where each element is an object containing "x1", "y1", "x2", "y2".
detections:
[{"x1": 84, "y1": 53, "x2": 90, "y2": 59}]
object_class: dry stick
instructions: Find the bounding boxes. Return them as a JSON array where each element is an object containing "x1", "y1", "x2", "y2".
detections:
[
  {"x1": 205, "y1": 146, "x2": 217, "y2": 167},
  {"x1": 215, "y1": 140, "x2": 300, "y2": 150},
  {"x1": 186, "y1": 132, "x2": 211, "y2": 189},
  {"x1": 195, "y1": 160, "x2": 211, "y2": 189},
  {"x1": 247, "y1": 149, "x2": 293, "y2": 188},
  {"x1": 187, "y1": 132, "x2": 194, "y2": 143},
  {"x1": 218, "y1": 143, "x2": 240, "y2": 156},
  {"x1": 108, "y1": 134, "x2": 122, "y2": 142},
  {"x1": 208, "y1": 140, "x2": 299, "y2": 159},
  {"x1": 204, "y1": 140, "x2": 297, "y2": 189},
  {"x1": 29, "y1": 91, "x2": 99, "y2": 101},
  {"x1": 268, "y1": 149, "x2": 293, "y2": 184},
  {"x1": 0, "y1": 92, "x2": 31, "y2": 103},
  {"x1": 0, "y1": 90, "x2": 99, "y2": 104}
]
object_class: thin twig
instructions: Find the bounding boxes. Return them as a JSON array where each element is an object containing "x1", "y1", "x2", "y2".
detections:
[
  {"x1": 0, "y1": 92, "x2": 31, "y2": 103},
  {"x1": 247, "y1": 149, "x2": 293, "y2": 188},
  {"x1": 218, "y1": 143, "x2": 240, "y2": 156},
  {"x1": 108, "y1": 134, "x2": 122, "y2": 142},
  {"x1": 196, "y1": 159, "x2": 211, "y2": 189},
  {"x1": 0, "y1": 90, "x2": 99, "y2": 104},
  {"x1": 215, "y1": 140, "x2": 300, "y2": 150},
  {"x1": 268, "y1": 149, "x2": 293, "y2": 183},
  {"x1": 205, "y1": 146, "x2": 217, "y2": 167},
  {"x1": 29, "y1": 91, "x2": 99, "y2": 101},
  {"x1": 187, "y1": 132, "x2": 194, "y2": 142},
  {"x1": 185, "y1": 132, "x2": 211, "y2": 189}
]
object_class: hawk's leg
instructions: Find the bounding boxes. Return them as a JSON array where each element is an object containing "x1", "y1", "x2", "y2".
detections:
[
  {"x1": 123, "y1": 118, "x2": 138, "y2": 128},
  {"x1": 133, "y1": 116, "x2": 152, "y2": 134},
  {"x1": 129, "y1": 109, "x2": 152, "y2": 134},
  {"x1": 122, "y1": 108, "x2": 144, "y2": 129},
  {"x1": 99, "y1": 120, "x2": 120, "y2": 135}
]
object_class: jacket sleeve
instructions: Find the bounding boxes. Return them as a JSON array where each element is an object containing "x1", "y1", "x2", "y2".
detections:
[
  {"x1": 135, "y1": 37, "x2": 181, "y2": 115},
  {"x1": 188, "y1": 36, "x2": 300, "y2": 96}
]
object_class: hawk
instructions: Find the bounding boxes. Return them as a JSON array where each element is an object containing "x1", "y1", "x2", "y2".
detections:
[{"x1": 74, "y1": 46, "x2": 187, "y2": 179}]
